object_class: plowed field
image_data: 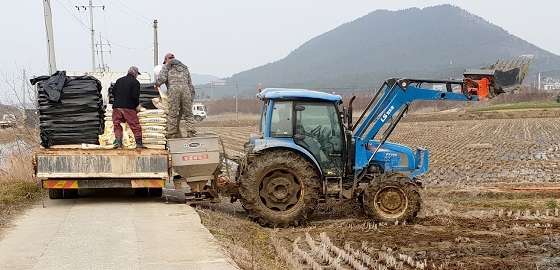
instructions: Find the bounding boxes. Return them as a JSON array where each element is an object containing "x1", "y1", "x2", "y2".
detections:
[{"x1": 196, "y1": 109, "x2": 560, "y2": 270}]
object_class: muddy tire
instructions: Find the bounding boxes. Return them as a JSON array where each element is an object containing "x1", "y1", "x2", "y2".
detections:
[
  {"x1": 362, "y1": 173, "x2": 421, "y2": 223},
  {"x1": 239, "y1": 150, "x2": 319, "y2": 227},
  {"x1": 48, "y1": 188, "x2": 63, "y2": 199},
  {"x1": 194, "y1": 115, "x2": 202, "y2": 122}
]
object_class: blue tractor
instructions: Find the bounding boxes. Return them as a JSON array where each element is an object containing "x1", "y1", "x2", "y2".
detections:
[{"x1": 234, "y1": 78, "x2": 480, "y2": 227}]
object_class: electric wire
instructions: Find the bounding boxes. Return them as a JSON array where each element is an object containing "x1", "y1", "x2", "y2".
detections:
[
  {"x1": 111, "y1": 0, "x2": 151, "y2": 21},
  {"x1": 99, "y1": 0, "x2": 113, "y2": 66},
  {"x1": 105, "y1": 0, "x2": 151, "y2": 26},
  {"x1": 54, "y1": 0, "x2": 90, "y2": 45},
  {"x1": 53, "y1": 1, "x2": 153, "y2": 51}
]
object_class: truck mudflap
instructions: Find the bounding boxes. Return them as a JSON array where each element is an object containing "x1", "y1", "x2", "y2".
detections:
[{"x1": 42, "y1": 179, "x2": 165, "y2": 189}]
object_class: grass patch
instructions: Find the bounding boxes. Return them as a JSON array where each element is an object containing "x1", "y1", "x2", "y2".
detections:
[
  {"x1": 0, "y1": 150, "x2": 42, "y2": 228},
  {"x1": 0, "y1": 180, "x2": 41, "y2": 227},
  {"x1": 545, "y1": 199, "x2": 559, "y2": 209},
  {"x1": 0, "y1": 180, "x2": 40, "y2": 205},
  {"x1": 468, "y1": 102, "x2": 560, "y2": 112}
]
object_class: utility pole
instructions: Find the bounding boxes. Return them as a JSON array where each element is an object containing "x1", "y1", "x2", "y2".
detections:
[
  {"x1": 96, "y1": 32, "x2": 111, "y2": 72},
  {"x1": 77, "y1": 1, "x2": 105, "y2": 72},
  {"x1": 235, "y1": 83, "x2": 239, "y2": 122},
  {"x1": 538, "y1": 72, "x2": 541, "y2": 91},
  {"x1": 153, "y1": 20, "x2": 159, "y2": 67},
  {"x1": 43, "y1": 0, "x2": 57, "y2": 74}
]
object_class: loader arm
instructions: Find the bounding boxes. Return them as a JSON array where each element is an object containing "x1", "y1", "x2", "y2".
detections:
[{"x1": 352, "y1": 78, "x2": 477, "y2": 173}]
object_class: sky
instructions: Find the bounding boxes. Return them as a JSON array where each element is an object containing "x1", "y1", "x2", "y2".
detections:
[{"x1": 1, "y1": 0, "x2": 560, "y2": 104}]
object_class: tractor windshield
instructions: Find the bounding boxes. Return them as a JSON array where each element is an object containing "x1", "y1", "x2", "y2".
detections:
[{"x1": 294, "y1": 102, "x2": 343, "y2": 176}]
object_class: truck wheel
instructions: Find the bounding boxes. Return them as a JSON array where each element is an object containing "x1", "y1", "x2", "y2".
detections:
[
  {"x1": 362, "y1": 173, "x2": 421, "y2": 223},
  {"x1": 48, "y1": 189, "x2": 63, "y2": 199},
  {"x1": 135, "y1": 188, "x2": 149, "y2": 196},
  {"x1": 194, "y1": 115, "x2": 202, "y2": 122},
  {"x1": 148, "y1": 188, "x2": 163, "y2": 197},
  {"x1": 239, "y1": 150, "x2": 319, "y2": 227},
  {"x1": 63, "y1": 189, "x2": 78, "y2": 199}
]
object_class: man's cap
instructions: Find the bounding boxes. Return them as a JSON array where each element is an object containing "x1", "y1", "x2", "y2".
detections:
[
  {"x1": 163, "y1": 53, "x2": 175, "y2": 64},
  {"x1": 128, "y1": 66, "x2": 141, "y2": 76}
]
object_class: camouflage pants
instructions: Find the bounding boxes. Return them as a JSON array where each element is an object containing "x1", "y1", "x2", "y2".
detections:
[{"x1": 166, "y1": 88, "x2": 194, "y2": 137}]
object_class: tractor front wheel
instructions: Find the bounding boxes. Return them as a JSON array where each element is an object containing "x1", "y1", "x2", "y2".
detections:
[
  {"x1": 362, "y1": 173, "x2": 421, "y2": 223},
  {"x1": 239, "y1": 150, "x2": 319, "y2": 227}
]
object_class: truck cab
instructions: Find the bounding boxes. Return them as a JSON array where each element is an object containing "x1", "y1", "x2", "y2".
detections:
[{"x1": 192, "y1": 102, "x2": 207, "y2": 122}]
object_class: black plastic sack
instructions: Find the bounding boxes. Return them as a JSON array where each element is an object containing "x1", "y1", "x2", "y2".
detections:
[
  {"x1": 36, "y1": 72, "x2": 105, "y2": 147},
  {"x1": 40, "y1": 130, "x2": 99, "y2": 147},
  {"x1": 34, "y1": 71, "x2": 67, "y2": 102},
  {"x1": 108, "y1": 82, "x2": 160, "y2": 109}
]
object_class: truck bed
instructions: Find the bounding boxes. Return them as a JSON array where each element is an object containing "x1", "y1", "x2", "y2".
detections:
[
  {"x1": 34, "y1": 148, "x2": 171, "y2": 191},
  {"x1": 35, "y1": 148, "x2": 170, "y2": 178}
]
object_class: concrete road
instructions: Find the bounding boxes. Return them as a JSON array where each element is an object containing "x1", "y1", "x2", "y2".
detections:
[{"x1": 0, "y1": 191, "x2": 238, "y2": 270}]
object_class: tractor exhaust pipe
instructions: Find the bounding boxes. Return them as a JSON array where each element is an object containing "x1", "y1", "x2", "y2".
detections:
[{"x1": 347, "y1": 96, "x2": 356, "y2": 130}]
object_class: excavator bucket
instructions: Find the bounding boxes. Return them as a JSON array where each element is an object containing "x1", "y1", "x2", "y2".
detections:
[{"x1": 463, "y1": 58, "x2": 531, "y2": 98}]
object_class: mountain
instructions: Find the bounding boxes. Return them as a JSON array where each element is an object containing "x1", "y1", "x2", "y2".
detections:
[
  {"x1": 202, "y1": 4, "x2": 560, "y2": 98},
  {"x1": 191, "y1": 73, "x2": 221, "y2": 86}
]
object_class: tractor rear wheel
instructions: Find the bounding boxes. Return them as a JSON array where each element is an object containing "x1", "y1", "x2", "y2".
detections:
[
  {"x1": 362, "y1": 173, "x2": 421, "y2": 223},
  {"x1": 239, "y1": 150, "x2": 319, "y2": 227}
]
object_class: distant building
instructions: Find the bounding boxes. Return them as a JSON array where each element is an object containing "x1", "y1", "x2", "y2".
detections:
[{"x1": 544, "y1": 82, "x2": 560, "y2": 91}]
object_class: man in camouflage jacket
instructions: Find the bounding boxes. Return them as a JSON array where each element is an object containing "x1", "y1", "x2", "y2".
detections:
[{"x1": 155, "y1": 53, "x2": 196, "y2": 138}]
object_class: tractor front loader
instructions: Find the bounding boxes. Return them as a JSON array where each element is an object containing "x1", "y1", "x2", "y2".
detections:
[{"x1": 231, "y1": 77, "x2": 502, "y2": 227}]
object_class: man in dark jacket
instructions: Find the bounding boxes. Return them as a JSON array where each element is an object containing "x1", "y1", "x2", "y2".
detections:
[{"x1": 112, "y1": 66, "x2": 146, "y2": 149}]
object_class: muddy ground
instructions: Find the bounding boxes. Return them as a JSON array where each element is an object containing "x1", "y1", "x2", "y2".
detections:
[{"x1": 196, "y1": 109, "x2": 560, "y2": 270}]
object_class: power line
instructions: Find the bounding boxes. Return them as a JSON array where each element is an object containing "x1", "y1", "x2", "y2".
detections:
[
  {"x1": 111, "y1": 0, "x2": 151, "y2": 21},
  {"x1": 53, "y1": 1, "x2": 152, "y2": 51},
  {"x1": 55, "y1": 0, "x2": 91, "y2": 38},
  {"x1": 98, "y1": 35, "x2": 152, "y2": 50},
  {"x1": 64, "y1": 0, "x2": 90, "y2": 44},
  {"x1": 105, "y1": 0, "x2": 151, "y2": 26},
  {"x1": 100, "y1": 0, "x2": 111, "y2": 42}
]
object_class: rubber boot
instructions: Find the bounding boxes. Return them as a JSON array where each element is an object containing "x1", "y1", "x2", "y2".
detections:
[
  {"x1": 115, "y1": 137, "x2": 123, "y2": 149},
  {"x1": 135, "y1": 137, "x2": 147, "y2": 149}
]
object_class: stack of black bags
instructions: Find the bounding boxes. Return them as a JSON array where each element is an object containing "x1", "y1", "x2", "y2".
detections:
[
  {"x1": 108, "y1": 82, "x2": 160, "y2": 109},
  {"x1": 31, "y1": 71, "x2": 105, "y2": 147}
]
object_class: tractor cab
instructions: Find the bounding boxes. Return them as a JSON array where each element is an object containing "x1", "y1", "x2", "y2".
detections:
[{"x1": 255, "y1": 88, "x2": 345, "y2": 177}]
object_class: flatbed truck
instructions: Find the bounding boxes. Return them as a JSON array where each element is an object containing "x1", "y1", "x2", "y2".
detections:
[{"x1": 34, "y1": 134, "x2": 222, "y2": 201}]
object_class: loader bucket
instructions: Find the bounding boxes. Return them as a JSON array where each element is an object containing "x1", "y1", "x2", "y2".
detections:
[
  {"x1": 484, "y1": 58, "x2": 531, "y2": 92},
  {"x1": 463, "y1": 58, "x2": 531, "y2": 98}
]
